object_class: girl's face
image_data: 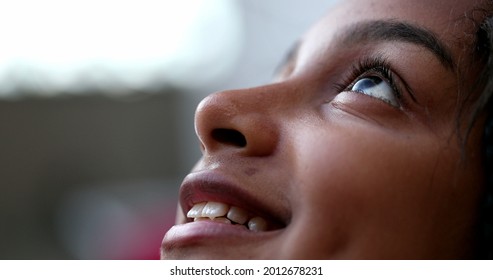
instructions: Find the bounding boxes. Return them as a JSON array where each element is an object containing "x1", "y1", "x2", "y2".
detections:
[{"x1": 162, "y1": 0, "x2": 486, "y2": 259}]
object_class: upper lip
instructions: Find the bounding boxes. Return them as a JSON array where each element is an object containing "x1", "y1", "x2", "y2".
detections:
[{"x1": 179, "y1": 170, "x2": 288, "y2": 228}]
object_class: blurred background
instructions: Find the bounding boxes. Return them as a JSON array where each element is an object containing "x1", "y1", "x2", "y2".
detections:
[{"x1": 0, "y1": 0, "x2": 334, "y2": 259}]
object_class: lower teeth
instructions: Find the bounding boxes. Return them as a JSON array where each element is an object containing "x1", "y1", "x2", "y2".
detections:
[
  {"x1": 211, "y1": 217, "x2": 231, "y2": 224},
  {"x1": 193, "y1": 216, "x2": 268, "y2": 232},
  {"x1": 194, "y1": 216, "x2": 233, "y2": 222}
]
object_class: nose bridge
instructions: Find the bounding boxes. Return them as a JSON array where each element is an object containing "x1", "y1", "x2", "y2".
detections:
[{"x1": 194, "y1": 85, "x2": 285, "y2": 157}]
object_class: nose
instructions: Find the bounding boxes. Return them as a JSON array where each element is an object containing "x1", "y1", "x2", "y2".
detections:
[{"x1": 194, "y1": 86, "x2": 281, "y2": 157}]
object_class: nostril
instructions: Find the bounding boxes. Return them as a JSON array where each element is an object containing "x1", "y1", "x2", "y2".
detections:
[{"x1": 211, "y1": 128, "x2": 247, "y2": 147}]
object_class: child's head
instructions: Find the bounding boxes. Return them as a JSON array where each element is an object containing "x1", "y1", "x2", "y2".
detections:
[{"x1": 162, "y1": 0, "x2": 493, "y2": 259}]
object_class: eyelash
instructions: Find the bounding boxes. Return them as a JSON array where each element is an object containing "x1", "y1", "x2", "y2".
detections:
[{"x1": 334, "y1": 56, "x2": 402, "y2": 104}]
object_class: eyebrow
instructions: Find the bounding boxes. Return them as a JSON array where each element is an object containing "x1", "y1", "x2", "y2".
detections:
[
  {"x1": 339, "y1": 20, "x2": 455, "y2": 71},
  {"x1": 276, "y1": 19, "x2": 456, "y2": 76}
]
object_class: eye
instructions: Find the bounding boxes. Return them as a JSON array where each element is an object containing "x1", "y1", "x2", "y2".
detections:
[
  {"x1": 350, "y1": 75, "x2": 399, "y2": 107},
  {"x1": 334, "y1": 57, "x2": 405, "y2": 108}
]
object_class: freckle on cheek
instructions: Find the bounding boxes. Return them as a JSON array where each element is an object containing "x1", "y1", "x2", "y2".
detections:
[{"x1": 245, "y1": 168, "x2": 257, "y2": 176}]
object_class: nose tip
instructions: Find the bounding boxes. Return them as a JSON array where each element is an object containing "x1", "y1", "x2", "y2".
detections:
[{"x1": 194, "y1": 89, "x2": 279, "y2": 157}]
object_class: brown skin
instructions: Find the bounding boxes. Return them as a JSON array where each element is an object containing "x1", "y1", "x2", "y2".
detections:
[{"x1": 162, "y1": 0, "x2": 487, "y2": 259}]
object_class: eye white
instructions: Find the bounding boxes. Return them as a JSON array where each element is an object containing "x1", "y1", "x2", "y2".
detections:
[{"x1": 351, "y1": 76, "x2": 398, "y2": 107}]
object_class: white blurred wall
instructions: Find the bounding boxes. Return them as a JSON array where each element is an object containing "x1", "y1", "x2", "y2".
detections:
[{"x1": 0, "y1": 0, "x2": 337, "y2": 259}]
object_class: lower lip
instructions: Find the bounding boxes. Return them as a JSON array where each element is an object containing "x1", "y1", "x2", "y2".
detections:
[{"x1": 162, "y1": 220, "x2": 280, "y2": 251}]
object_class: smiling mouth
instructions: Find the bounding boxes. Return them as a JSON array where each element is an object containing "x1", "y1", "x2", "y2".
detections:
[
  {"x1": 161, "y1": 171, "x2": 289, "y2": 259},
  {"x1": 186, "y1": 201, "x2": 277, "y2": 232}
]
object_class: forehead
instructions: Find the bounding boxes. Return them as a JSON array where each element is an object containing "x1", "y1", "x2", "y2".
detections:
[
  {"x1": 328, "y1": 0, "x2": 479, "y2": 24},
  {"x1": 302, "y1": 0, "x2": 482, "y2": 56}
]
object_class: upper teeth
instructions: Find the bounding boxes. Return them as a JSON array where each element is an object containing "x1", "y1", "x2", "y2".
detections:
[{"x1": 187, "y1": 201, "x2": 268, "y2": 232}]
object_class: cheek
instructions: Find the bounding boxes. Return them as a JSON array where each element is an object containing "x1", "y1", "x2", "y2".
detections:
[
  {"x1": 286, "y1": 121, "x2": 478, "y2": 258},
  {"x1": 294, "y1": 122, "x2": 439, "y2": 204}
]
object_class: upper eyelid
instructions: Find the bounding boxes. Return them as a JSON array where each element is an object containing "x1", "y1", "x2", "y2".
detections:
[
  {"x1": 347, "y1": 67, "x2": 401, "y2": 105},
  {"x1": 329, "y1": 57, "x2": 412, "y2": 110},
  {"x1": 333, "y1": 56, "x2": 390, "y2": 92},
  {"x1": 339, "y1": 57, "x2": 418, "y2": 105},
  {"x1": 378, "y1": 64, "x2": 418, "y2": 104},
  {"x1": 347, "y1": 67, "x2": 393, "y2": 88}
]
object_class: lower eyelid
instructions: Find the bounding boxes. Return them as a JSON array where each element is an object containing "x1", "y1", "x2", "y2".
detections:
[
  {"x1": 331, "y1": 90, "x2": 404, "y2": 112},
  {"x1": 329, "y1": 96, "x2": 387, "y2": 126}
]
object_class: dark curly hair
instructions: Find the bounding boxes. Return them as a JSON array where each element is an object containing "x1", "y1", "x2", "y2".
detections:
[
  {"x1": 477, "y1": 19, "x2": 493, "y2": 259},
  {"x1": 466, "y1": 3, "x2": 493, "y2": 259}
]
